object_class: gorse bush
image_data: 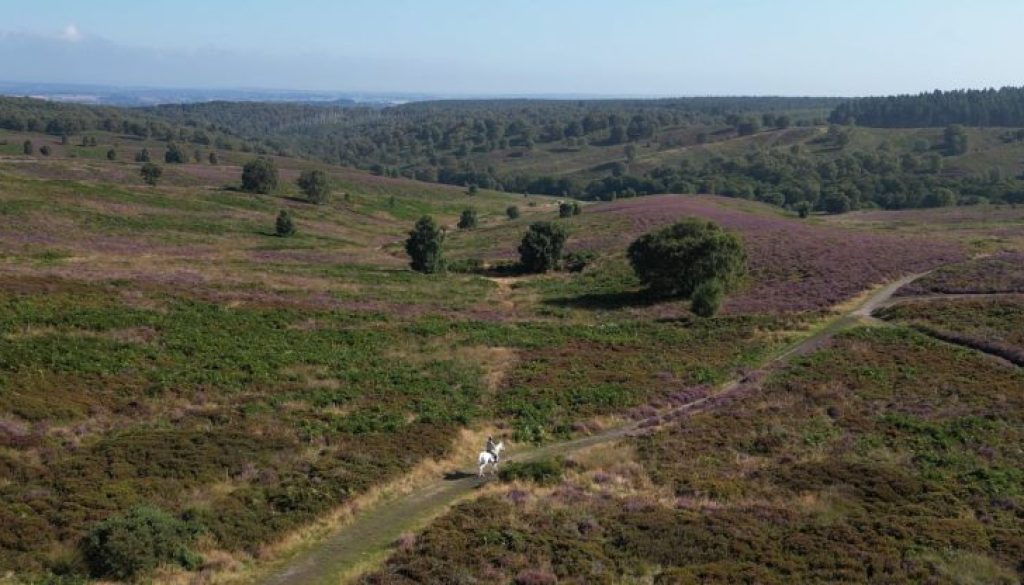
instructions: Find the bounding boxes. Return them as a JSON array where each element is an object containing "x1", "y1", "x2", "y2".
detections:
[
  {"x1": 297, "y1": 169, "x2": 330, "y2": 204},
  {"x1": 628, "y1": 219, "x2": 745, "y2": 300},
  {"x1": 518, "y1": 222, "x2": 568, "y2": 273},
  {"x1": 241, "y1": 157, "x2": 278, "y2": 194},
  {"x1": 498, "y1": 458, "x2": 563, "y2": 486},
  {"x1": 140, "y1": 162, "x2": 162, "y2": 186},
  {"x1": 690, "y1": 279, "x2": 724, "y2": 317},
  {"x1": 81, "y1": 505, "x2": 203, "y2": 580},
  {"x1": 405, "y1": 215, "x2": 446, "y2": 273},
  {"x1": 457, "y1": 208, "x2": 478, "y2": 229},
  {"x1": 275, "y1": 210, "x2": 296, "y2": 237}
]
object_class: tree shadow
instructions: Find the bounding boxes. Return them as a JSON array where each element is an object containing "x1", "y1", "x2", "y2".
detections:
[
  {"x1": 443, "y1": 470, "x2": 476, "y2": 481},
  {"x1": 543, "y1": 289, "x2": 662, "y2": 310}
]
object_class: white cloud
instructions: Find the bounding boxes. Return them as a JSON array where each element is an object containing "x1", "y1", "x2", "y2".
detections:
[{"x1": 59, "y1": 24, "x2": 83, "y2": 42}]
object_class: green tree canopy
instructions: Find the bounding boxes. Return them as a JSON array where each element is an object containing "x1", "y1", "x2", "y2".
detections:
[
  {"x1": 297, "y1": 169, "x2": 330, "y2": 204},
  {"x1": 275, "y1": 210, "x2": 296, "y2": 237},
  {"x1": 140, "y1": 162, "x2": 163, "y2": 186},
  {"x1": 457, "y1": 208, "x2": 478, "y2": 229},
  {"x1": 405, "y1": 216, "x2": 446, "y2": 273},
  {"x1": 627, "y1": 219, "x2": 746, "y2": 299},
  {"x1": 518, "y1": 221, "x2": 568, "y2": 273},
  {"x1": 241, "y1": 157, "x2": 279, "y2": 194}
]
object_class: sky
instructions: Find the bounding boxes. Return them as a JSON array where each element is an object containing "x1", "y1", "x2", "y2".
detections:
[{"x1": 1, "y1": 0, "x2": 1023, "y2": 96}]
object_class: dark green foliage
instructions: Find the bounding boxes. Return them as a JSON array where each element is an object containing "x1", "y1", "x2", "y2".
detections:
[
  {"x1": 794, "y1": 200, "x2": 812, "y2": 218},
  {"x1": 506, "y1": 205, "x2": 520, "y2": 220},
  {"x1": 39, "y1": 145, "x2": 51, "y2": 156},
  {"x1": 498, "y1": 458, "x2": 563, "y2": 486},
  {"x1": 518, "y1": 222, "x2": 568, "y2": 273},
  {"x1": 405, "y1": 216, "x2": 446, "y2": 273},
  {"x1": 275, "y1": 210, "x2": 296, "y2": 237},
  {"x1": 690, "y1": 279, "x2": 724, "y2": 317},
  {"x1": 22, "y1": 140, "x2": 32, "y2": 155},
  {"x1": 134, "y1": 148, "x2": 150, "y2": 163},
  {"x1": 81, "y1": 505, "x2": 202, "y2": 580},
  {"x1": 106, "y1": 149, "x2": 116, "y2": 161},
  {"x1": 164, "y1": 142, "x2": 188, "y2": 164},
  {"x1": 627, "y1": 219, "x2": 746, "y2": 298},
  {"x1": 208, "y1": 151, "x2": 219, "y2": 165},
  {"x1": 831, "y1": 86, "x2": 1024, "y2": 127},
  {"x1": 558, "y1": 202, "x2": 581, "y2": 218},
  {"x1": 562, "y1": 250, "x2": 596, "y2": 273},
  {"x1": 139, "y1": 163, "x2": 162, "y2": 186},
  {"x1": 822, "y1": 192, "x2": 851, "y2": 214},
  {"x1": 922, "y1": 188, "x2": 957, "y2": 208},
  {"x1": 457, "y1": 208, "x2": 478, "y2": 230},
  {"x1": 944, "y1": 124, "x2": 969, "y2": 155},
  {"x1": 241, "y1": 157, "x2": 279, "y2": 194},
  {"x1": 467, "y1": 184, "x2": 479, "y2": 195},
  {"x1": 297, "y1": 169, "x2": 330, "y2": 204}
]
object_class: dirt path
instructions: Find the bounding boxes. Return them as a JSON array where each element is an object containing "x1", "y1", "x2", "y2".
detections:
[{"x1": 253, "y1": 272, "x2": 931, "y2": 585}]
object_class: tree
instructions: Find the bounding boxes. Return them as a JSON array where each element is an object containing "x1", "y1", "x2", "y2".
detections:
[
  {"x1": 208, "y1": 151, "x2": 219, "y2": 165},
  {"x1": 22, "y1": 140, "x2": 33, "y2": 155},
  {"x1": 624, "y1": 143, "x2": 638, "y2": 163},
  {"x1": 467, "y1": 184, "x2": 479, "y2": 195},
  {"x1": 518, "y1": 221, "x2": 568, "y2": 273},
  {"x1": 140, "y1": 162, "x2": 163, "y2": 186},
  {"x1": 241, "y1": 157, "x2": 278, "y2": 193},
  {"x1": 164, "y1": 142, "x2": 188, "y2": 164},
  {"x1": 795, "y1": 201, "x2": 812, "y2": 218},
  {"x1": 627, "y1": 219, "x2": 746, "y2": 298},
  {"x1": 81, "y1": 505, "x2": 202, "y2": 580},
  {"x1": 275, "y1": 210, "x2": 296, "y2": 236},
  {"x1": 297, "y1": 169, "x2": 330, "y2": 204},
  {"x1": 135, "y1": 148, "x2": 151, "y2": 163},
  {"x1": 106, "y1": 149, "x2": 116, "y2": 161},
  {"x1": 822, "y1": 193, "x2": 851, "y2": 214},
  {"x1": 558, "y1": 202, "x2": 580, "y2": 218},
  {"x1": 691, "y1": 279, "x2": 725, "y2": 317},
  {"x1": 506, "y1": 205, "x2": 520, "y2": 220},
  {"x1": 923, "y1": 188, "x2": 957, "y2": 208},
  {"x1": 39, "y1": 145, "x2": 51, "y2": 156},
  {"x1": 405, "y1": 216, "x2": 446, "y2": 273},
  {"x1": 457, "y1": 208, "x2": 478, "y2": 229},
  {"x1": 944, "y1": 124, "x2": 969, "y2": 155}
]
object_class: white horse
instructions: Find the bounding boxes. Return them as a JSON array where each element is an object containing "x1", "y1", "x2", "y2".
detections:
[{"x1": 477, "y1": 441, "x2": 505, "y2": 476}]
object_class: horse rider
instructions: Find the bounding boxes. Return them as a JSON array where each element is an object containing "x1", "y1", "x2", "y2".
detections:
[{"x1": 485, "y1": 435, "x2": 499, "y2": 460}]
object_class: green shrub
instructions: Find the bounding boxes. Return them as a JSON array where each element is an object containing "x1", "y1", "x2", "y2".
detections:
[
  {"x1": 106, "y1": 149, "x2": 116, "y2": 161},
  {"x1": 297, "y1": 169, "x2": 330, "y2": 204},
  {"x1": 241, "y1": 157, "x2": 279, "y2": 194},
  {"x1": 691, "y1": 279, "x2": 724, "y2": 317},
  {"x1": 39, "y1": 145, "x2": 51, "y2": 156},
  {"x1": 134, "y1": 148, "x2": 150, "y2": 163},
  {"x1": 795, "y1": 201, "x2": 812, "y2": 218},
  {"x1": 164, "y1": 142, "x2": 188, "y2": 164},
  {"x1": 140, "y1": 163, "x2": 162, "y2": 186},
  {"x1": 499, "y1": 458, "x2": 563, "y2": 486},
  {"x1": 506, "y1": 205, "x2": 521, "y2": 220},
  {"x1": 563, "y1": 250, "x2": 596, "y2": 273},
  {"x1": 627, "y1": 219, "x2": 746, "y2": 298},
  {"x1": 518, "y1": 222, "x2": 568, "y2": 273},
  {"x1": 405, "y1": 215, "x2": 446, "y2": 273},
  {"x1": 81, "y1": 505, "x2": 202, "y2": 580},
  {"x1": 275, "y1": 210, "x2": 296, "y2": 237},
  {"x1": 457, "y1": 208, "x2": 478, "y2": 229},
  {"x1": 23, "y1": 140, "x2": 33, "y2": 155},
  {"x1": 558, "y1": 201, "x2": 581, "y2": 218},
  {"x1": 446, "y1": 258, "x2": 484, "y2": 274}
]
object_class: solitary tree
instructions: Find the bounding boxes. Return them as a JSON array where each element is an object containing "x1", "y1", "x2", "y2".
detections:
[
  {"x1": 506, "y1": 205, "x2": 520, "y2": 220},
  {"x1": 275, "y1": 210, "x2": 296, "y2": 237},
  {"x1": 627, "y1": 219, "x2": 746, "y2": 302},
  {"x1": 458, "y1": 208, "x2": 478, "y2": 229},
  {"x1": 39, "y1": 145, "x2": 51, "y2": 156},
  {"x1": 559, "y1": 202, "x2": 581, "y2": 218},
  {"x1": 164, "y1": 143, "x2": 188, "y2": 164},
  {"x1": 140, "y1": 163, "x2": 163, "y2": 186},
  {"x1": 106, "y1": 149, "x2": 117, "y2": 161},
  {"x1": 22, "y1": 140, "x2": 33, "y2": 155},
  {"x1": 208, "y1": 151, "x2": 219, "y2": 165},
  {"x1": 405, "y1": 216, "x2": 446, "y2": 273},
  {"x1": 518, "y1": 221, "x2": 568, "y2": 273},
  {"x1": 241, "y1": 157, "x2": 278, "y2": 194},
  {"x1": 795, "y1": 201, "x2": 812, "y2": 218},
  {"x1": 297, "y1": 169, "x2": 330, "y2": 204}
]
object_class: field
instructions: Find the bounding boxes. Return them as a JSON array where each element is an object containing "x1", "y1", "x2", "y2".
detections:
[
  {"x1": 365, "y1": 327, "x2": 1024, "y2": 584},
  {"x1": 1, "y1": 126, "x2": 1023, "y2": 584}
]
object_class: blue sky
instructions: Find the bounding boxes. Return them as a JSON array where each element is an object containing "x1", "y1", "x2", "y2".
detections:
[{"x1": 2, "y1": 0, "x2": 1023, "y2": 95}]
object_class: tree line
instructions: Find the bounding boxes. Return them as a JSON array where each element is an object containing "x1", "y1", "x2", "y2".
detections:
[{"x1": 830, "y1": 86, "x2": 1024, "y2": 127}]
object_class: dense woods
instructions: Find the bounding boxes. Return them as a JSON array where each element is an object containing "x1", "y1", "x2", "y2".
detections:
[{"x1": 830, "y1": 86, "x2": 1024, "y2": 127}]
